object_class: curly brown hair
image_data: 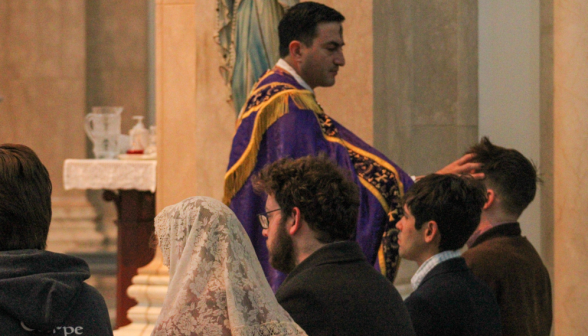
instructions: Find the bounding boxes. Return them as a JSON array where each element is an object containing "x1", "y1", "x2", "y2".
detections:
[{"x1": 253, "y1": 154, "x2": 359, "y2": 243}]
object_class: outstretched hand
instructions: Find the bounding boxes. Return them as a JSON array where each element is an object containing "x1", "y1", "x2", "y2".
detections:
[{"x1": 435, "y1": 153, "x2": 484, "y2": 179}]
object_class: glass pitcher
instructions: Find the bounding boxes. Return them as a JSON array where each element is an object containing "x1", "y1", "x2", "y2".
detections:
[{"x1": 84, "y1": 107, "x2": 123, "y2": 159}]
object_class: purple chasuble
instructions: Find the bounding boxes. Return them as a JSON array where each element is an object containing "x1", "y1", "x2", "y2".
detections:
[{"x1": 224, "y1": 66, "x2": 413, "y2": 291}]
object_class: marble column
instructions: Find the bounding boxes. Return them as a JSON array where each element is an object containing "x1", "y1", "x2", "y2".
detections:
[
  {"x1": 155, "y1": 0, "x2": 235, "y2": 208},
  {"x1": 373, "y1": 0, "x2": 478, "y2": 175},
  {"x1": 540, "y1": 0, "x2": 554, "y2": 279},
  {"x1": 373, "y1": 0, "x2": 478, "y2": 296},
  {"x1": 553, "y1": 0, "x2": 588, "y2": 334}
]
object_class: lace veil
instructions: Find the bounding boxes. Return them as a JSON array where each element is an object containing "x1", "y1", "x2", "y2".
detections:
[{"x1": 152, "y1": 196, "x2": 307, "y2": 336}]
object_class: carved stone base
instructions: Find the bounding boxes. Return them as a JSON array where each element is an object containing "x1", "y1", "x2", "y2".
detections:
[
  {"x1": 114, "y1": 249, "x2": 169, "y2": 336},
  {"x1": 46, "y1": 196, "x2": 105, "y2": 253}
]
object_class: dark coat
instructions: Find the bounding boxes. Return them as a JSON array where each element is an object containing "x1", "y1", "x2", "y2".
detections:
[
  {"x1": 0, "y1": 249, "x2": 113, "y2": 336},
  {"x1": 276, "y1": 241, "x2": 415, "y2": 336},
  {"x1": 404, "y1": 257, "x2": 502, "y2": 336},
  {"x1": 462, "y1": 222, "x2": 552, "y2": 336}
]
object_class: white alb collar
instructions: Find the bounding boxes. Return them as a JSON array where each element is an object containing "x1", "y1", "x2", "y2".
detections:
[{"x1": 276, "y1": 59, "x2": 314, "y2": 93}]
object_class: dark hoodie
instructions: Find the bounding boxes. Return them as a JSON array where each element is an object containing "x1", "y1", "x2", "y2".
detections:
[{"x1": 0, "y1": 249, "x2": 113, "y2": 335}]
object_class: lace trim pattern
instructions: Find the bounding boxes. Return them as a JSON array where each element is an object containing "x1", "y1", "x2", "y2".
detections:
[
  {"x1": 63, "y1": 159, "x2": 156, "y2": 192},
  {"x1": 153, "y1": 197, "x2": 307, "y2": 336}
]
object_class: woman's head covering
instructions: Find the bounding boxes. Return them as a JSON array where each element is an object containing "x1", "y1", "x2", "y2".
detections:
[{"x1": 152, "y1": 196, "x2": 307, "y2": 336}]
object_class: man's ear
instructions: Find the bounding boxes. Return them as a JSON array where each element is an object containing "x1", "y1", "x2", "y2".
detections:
[
  {"x1": 289, "y1": 40, "x2": 303, "y2": 60},
  {"x1": 483, "y1": 189, "x2": 496, "y2": 210},
  {"x1": 288, "y1": 207, "x2": 303, "y2": 235},
  {"x1": 423, "y1": 221, "x2": 439, "y2": 244}
]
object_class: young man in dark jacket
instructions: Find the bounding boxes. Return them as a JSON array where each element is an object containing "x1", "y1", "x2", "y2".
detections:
[
  {"x1": 398, "y1": 174, "x2": 501, "y2": 336},
  {"x1": 0, "y1": 144, "x2": 113, "y2": 335}
]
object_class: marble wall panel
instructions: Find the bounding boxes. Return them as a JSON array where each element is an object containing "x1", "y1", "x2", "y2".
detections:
[
  {"x1": 162, "y1": 0, "x2": 194, "y2": 4},
  {"x1": 0, "y1": 1, "x2": 6, "y2": 68},
  {"x1": 373, "y1": 0, "x2": 414, "y2": 171},
  {"x1": 554, "y1": 1, "x2": 588, "y2": 334},
  {"x1": 4, "y1": 78, "x2": 86, "y2": 193},
  {"x1": 62, "y1": 1, "x2": 86, "y2": 79},
  {"x1": 5, "y1": 1, "x2": 37, "y2": 79},
  {"x1": 410, "y1": 125, "x2": 477, "y2": 175},
  {"x1": 412, "y1": 0, "x2": 458, "y2": 126},
  {"x1": 373, "y1": 0, "x2": 478, "y2": 174},
  {"x1": 0, "y1": 0, "x2": 86, "y2": 198},
  {"x1": 456, "y1": 0, "x2": 478, "y2": 127},
  {"x1": 86, "y1": 0, "x2": 149, "y2": 133},
  {"x1": 36, "y1": 0, "x2": 62, "y2": 78}
]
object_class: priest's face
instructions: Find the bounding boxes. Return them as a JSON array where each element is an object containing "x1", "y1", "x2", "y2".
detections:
[
  {"x1": 298, "y1": 22, "x2": 345, "y2": 89},
  {"x1": 262, "y1": 194, "x2": 296, "y2": 274}
]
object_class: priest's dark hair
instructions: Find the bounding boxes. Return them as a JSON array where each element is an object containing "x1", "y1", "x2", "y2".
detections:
[
  {"x1": 278, "y1": 2, "x2": 345, "y2": 57},
  {"x1": 0, "y1": 144, "x2": 52, "y2": 251}
]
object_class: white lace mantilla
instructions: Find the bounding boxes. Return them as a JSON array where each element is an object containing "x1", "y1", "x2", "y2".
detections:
[
  {"x1": 153, "y1": 196, "x2": 307, "y2": 336},
  {"x1": 63, "y1": 159, "x2": 157, "y2": 192}
]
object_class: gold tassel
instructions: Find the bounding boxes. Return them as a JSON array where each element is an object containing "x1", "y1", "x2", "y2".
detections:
[{"x1": 223, "y1": 91, "x2": 321, "y2": 205}]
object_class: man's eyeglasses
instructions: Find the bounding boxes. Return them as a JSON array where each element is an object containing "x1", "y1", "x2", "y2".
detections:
[{"x1": 257, "y1": 208, "x2": 281, "y2": 229}]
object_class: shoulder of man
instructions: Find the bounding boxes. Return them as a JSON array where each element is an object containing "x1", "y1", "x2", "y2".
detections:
[
  {"x1": 276, "y1": 283, "x2": 333, "y2": 336},
  {"x1": 61, "y1": 283, "x2": 114, "y2": 336},
  {"x1": 404, "y1": 293, "x2": 437, "y2": 336}
]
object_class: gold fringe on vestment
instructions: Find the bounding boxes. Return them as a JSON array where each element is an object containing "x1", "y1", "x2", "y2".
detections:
[{"x1": 223, "y1": 90, "x2": 320, "y2": 205}]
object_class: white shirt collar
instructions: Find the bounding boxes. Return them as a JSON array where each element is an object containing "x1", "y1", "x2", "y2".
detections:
[
  {"x1": 276, "y1": 59, "x2": 314, "y2": 93},
  {"x1": 410, "y1": 250, "x2": 462, "y2": 290}
]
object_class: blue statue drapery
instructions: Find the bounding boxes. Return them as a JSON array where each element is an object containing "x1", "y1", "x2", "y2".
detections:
[{"x1": 216, "y1": 0, "x2": 299, "y2": 116}]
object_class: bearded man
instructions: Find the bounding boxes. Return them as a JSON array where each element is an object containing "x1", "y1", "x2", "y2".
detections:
[{"x1": 253, "y1": 155, "x2": 415, "y2": 336}]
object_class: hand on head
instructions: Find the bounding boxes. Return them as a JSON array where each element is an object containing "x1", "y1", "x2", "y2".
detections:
[{"x1": 435, "y1": 153, "x2": 484, "y2": 179}]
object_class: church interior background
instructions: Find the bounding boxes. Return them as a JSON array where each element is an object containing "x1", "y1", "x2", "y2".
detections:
[{"x1": 0, "y1": 0, "x2": 586, "y2": 334}]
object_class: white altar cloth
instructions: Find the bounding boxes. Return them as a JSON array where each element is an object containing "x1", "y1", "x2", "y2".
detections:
[{"x1": 64, "y1": 159, "x2": 157, "y2": 192}]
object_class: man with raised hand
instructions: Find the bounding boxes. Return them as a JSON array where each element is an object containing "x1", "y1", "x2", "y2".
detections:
[{"x1": 224, "y1": 1, "x2": 478, "y2": 289}]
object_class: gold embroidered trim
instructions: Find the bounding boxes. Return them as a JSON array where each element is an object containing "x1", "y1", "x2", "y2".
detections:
[
  {"x1": 379, "y1": 244, "x2": 401, "y2": 278},
  {"x1": 316, "y1": 113, "x2": 405, "y2": 279},
  {"x1": 237, "y1": 83, "x2": 299, "y2": 124},
  {"x1": 322, "y1": 134, "x2": 406, "y2": 202},
  {"x1": 378, "y1": 243, "x2": 387, "y2": 275},
  {"x1": 223, "y1": 91, "x2": 320, "y2": 205}
]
